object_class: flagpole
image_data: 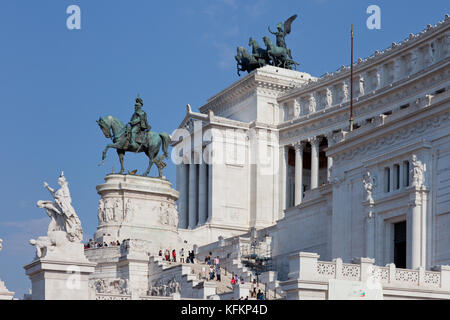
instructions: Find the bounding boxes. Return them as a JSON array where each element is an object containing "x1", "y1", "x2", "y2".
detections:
[{"x1": 349, "y1": 24, "x2": 354, "y2": 132}]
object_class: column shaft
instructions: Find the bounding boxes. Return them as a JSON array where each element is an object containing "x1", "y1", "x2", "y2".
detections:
[
  {"x1": 327, "y1": 157, "x2": 333, "y2": 182},
  {"x1": 188, "y1": 158, "x2": 198, "y2": 229},
  {"x1": 198, "y1": 161, "x2": 208, "y2": 225},
  {"x1": 207, "y1": 164, "x2": 212, "y2": 222},
  {"x1": 310, "y1": 138, "x2": 319, "y2": 190},
  {"x1": 177, "y1": 163, "x2": 189, "y2": 229},
  {"x1": 409, "y1": 202, "x2": 422, "y2": 269},
  {"x1": 294, "y1": 143, "x2": 304, "y2": 205}
]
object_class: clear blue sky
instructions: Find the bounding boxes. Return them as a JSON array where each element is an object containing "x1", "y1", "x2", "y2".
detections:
[{"x1": 0, "y1": 0, "x2": 448, "y2": 298}]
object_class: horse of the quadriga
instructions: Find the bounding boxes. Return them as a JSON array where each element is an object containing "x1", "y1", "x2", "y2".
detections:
[
  {"x1": 235, "y1": 46, "x2": 263, "y2": 76},
  {"x1": 248, "y1": 37, "x2": 271, "y2": 67},
  {"x1": 97, "y1": 115, "x2": 171, "y2": 177},
  {"x1": 263, "y1": 36, "x2": 299, "y2": 70}
]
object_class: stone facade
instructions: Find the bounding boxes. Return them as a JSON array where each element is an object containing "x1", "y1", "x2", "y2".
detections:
[{"x1": 172, "y1": 15, "x2": 450, "y2": 298}]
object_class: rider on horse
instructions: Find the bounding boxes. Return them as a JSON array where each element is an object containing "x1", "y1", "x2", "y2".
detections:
[{"x1": 129, "y1": 95, "x2": 151, "y2": 150}]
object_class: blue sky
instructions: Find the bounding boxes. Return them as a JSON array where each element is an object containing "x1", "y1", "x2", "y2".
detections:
[{"x1": 0, "y1": 0, "x2": 448, "y2": 298}]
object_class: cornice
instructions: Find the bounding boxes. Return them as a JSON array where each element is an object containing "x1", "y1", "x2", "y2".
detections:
[
  {"x1": 279, "y1": 60, "x2": 449, "y2": 144},
  {"x1": 329, "y1": 97, "x2": 450, "y2": 164},
  {"x1": 279, "y1": 15, "x2": 450, "y2": 102}
]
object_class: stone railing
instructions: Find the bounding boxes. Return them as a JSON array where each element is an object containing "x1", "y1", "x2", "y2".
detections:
[{"x1": 288, "y1": 252, "x2": 449, "y2": 290}]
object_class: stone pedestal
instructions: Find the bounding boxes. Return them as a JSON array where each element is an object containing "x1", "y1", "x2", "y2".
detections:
[
  {"x1": 0, "y1": 280, "x2": 14, "y2": 300},
  {"x1": 95, "y1": 174, "x2": 181, "y2": 255},
  {"x1": 23, "y1": 231, "x2": 96, "y2": 300}
]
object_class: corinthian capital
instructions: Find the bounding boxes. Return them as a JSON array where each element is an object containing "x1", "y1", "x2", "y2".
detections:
[
  {"x1": 308, "y1": 136, "x2": 321, "y2": 148},
  {"x1": 293, "y1": 141, "x2": 305, "y2": 152}
]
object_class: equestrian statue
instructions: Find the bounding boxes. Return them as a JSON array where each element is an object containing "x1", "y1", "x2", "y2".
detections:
[{"x1": 97, "y1": 95, "x2": 171, "y2": 178}]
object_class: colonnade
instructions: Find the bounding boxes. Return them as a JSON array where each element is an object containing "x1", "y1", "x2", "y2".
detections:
[
  {"x1": 290, "y1": 136, "x2": 333, "y2": 206},
  {"x1": 177, "y1": 153, "x2": 211, "y2": 229}
]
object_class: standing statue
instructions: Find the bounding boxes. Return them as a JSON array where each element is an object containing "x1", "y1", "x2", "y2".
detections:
[
  {"x1": 362, "y1": 171, "x2": 376, "y2": 202},
  {"x1": 104, "y1": 199, "x2": 114, "y2": 222},
  {"x1": 410, "y1": 154, "x2": 425, "y2": 188},
  {"x1": 268, "y1": 14, "x2": 297, "y2": 50},
  {"x1": 0, "y1": 238, "x2": 2, "y2": 252},
  {"x1": 97, "y1": 95, "x2": 171, "y2": 177},
  {"x1": 113, "y1": 199, "x2": 121, "y2": 222},
  {"x1": 97, "y1": 199, "x2": 105, "y2": 224},
  {"x1": 37, "y1": 172, "x2": 83, "y2": 242},
  {"x1": 124, "y1": 199, "x2": 134, "y2": 222}
]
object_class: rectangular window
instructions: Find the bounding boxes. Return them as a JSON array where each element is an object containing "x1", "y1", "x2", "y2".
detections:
[
  {"x1": 384, "y1": 167, "x2": 391, "y2": 193},
  {"x1": 404, "y1": 160, "x2": 410, "y2": 187},
  {"x1": 394, "y1": 221, "x2": 407, "y2": 268},
  {"x1": 394, "y1": 164, "x2": 400, "y2": 190}
]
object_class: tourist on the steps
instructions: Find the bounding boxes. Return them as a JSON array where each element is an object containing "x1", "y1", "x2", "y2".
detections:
[
  {"x1": 256, "y1": 289, "x2": 262, "y2": 300},
  {"x1": 180, "y1": 248, "x2": 185, "y2": 263},
  {"x1": 209, "y1": 265, "x2": 215, "y2": 280},
  {"x1": 165, "y1": 249, "x2": 170, "y2": 261},
  {"x1": 214, "y1": 256, "x2": 220, "y2": 267},
  {"x1": 158, "y1": 249, "x2": 162, "y2": 257},
  {"x1": 251, "y1": 287, "x2": 256, "y2": 298},
  {"x1": 172, "y1": 249, "x2": 176, "y2": 262},
  {"x1": 240, "y1": 277, "x2": 244, "y2": 284},
  {"x1": 216, "y1": 267, "x2": 221, "y2": 282}
]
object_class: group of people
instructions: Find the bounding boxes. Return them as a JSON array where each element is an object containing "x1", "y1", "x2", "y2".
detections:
[
  {"x1": 204, "y1": 253, "x2": 221, "y2": 281},
  {"x1": 250, "y1": 279, "x2": 265, "y2": 300},
  {"x1": 159, "y1": 249, "x2": 177, "y2": 262},
  {"x1": 230, "y1": 273, "x2": 245, "y2": 286},
  {"x1": 158, "y1": 248, "x2": 196, "y2": 264},
  {"x1": 84, "y1": 239, "x2": 120, "y2": 249}
]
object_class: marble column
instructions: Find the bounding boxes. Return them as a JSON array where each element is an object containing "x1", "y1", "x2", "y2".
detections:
[
  {"x1": 310, "y1": 137, "x2": 320, "y2": 190},
  {"x1": 207, "y1": 163, "x2": 212, "y2": 222},
  {"x1": 366, "y1": 208, "x2": 375, "y2": 259},
  {"x1": 407, "y1": 191, "x2": 425, "y2": 269},
  {"x1": 283, "y1": 146, "x2": 289, "y2": 210},
  {"x1": 327, "y1": 157, "x2": 333, "y2": 182},
  {"x1": 198, "y1": 160, "x2": 208, "y2": 226},
  {"x1": 294, "y1": 142, "x2": 304, "y2": 206},
  {"x1": 177, "y1": 163, "x2": 189, "y2": 229},
  {"x1": 188, "y1": 154, "x2": 198, "y2": 229}
]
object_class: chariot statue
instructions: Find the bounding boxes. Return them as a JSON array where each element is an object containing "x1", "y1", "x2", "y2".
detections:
[
  {"x1": 235, "y1": 14, "x2": 300, "y2": 75},
  {"x1": 97, "y1": 95, "x2": 171, "y2": 177}
]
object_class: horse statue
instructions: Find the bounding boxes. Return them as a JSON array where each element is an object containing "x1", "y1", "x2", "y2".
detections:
[
  {"x1": 97, "y1": 115, "x2": 171, "y2": 177},
  {"x1": 248, "y1": 37, "x2": 271, "y2": 67},
  {"x1": 263, "y1": 36, "x2": 299, "y2": 70},
  {"x1": 235, "y1": 46, "x2": 262, "y2": 76}
]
